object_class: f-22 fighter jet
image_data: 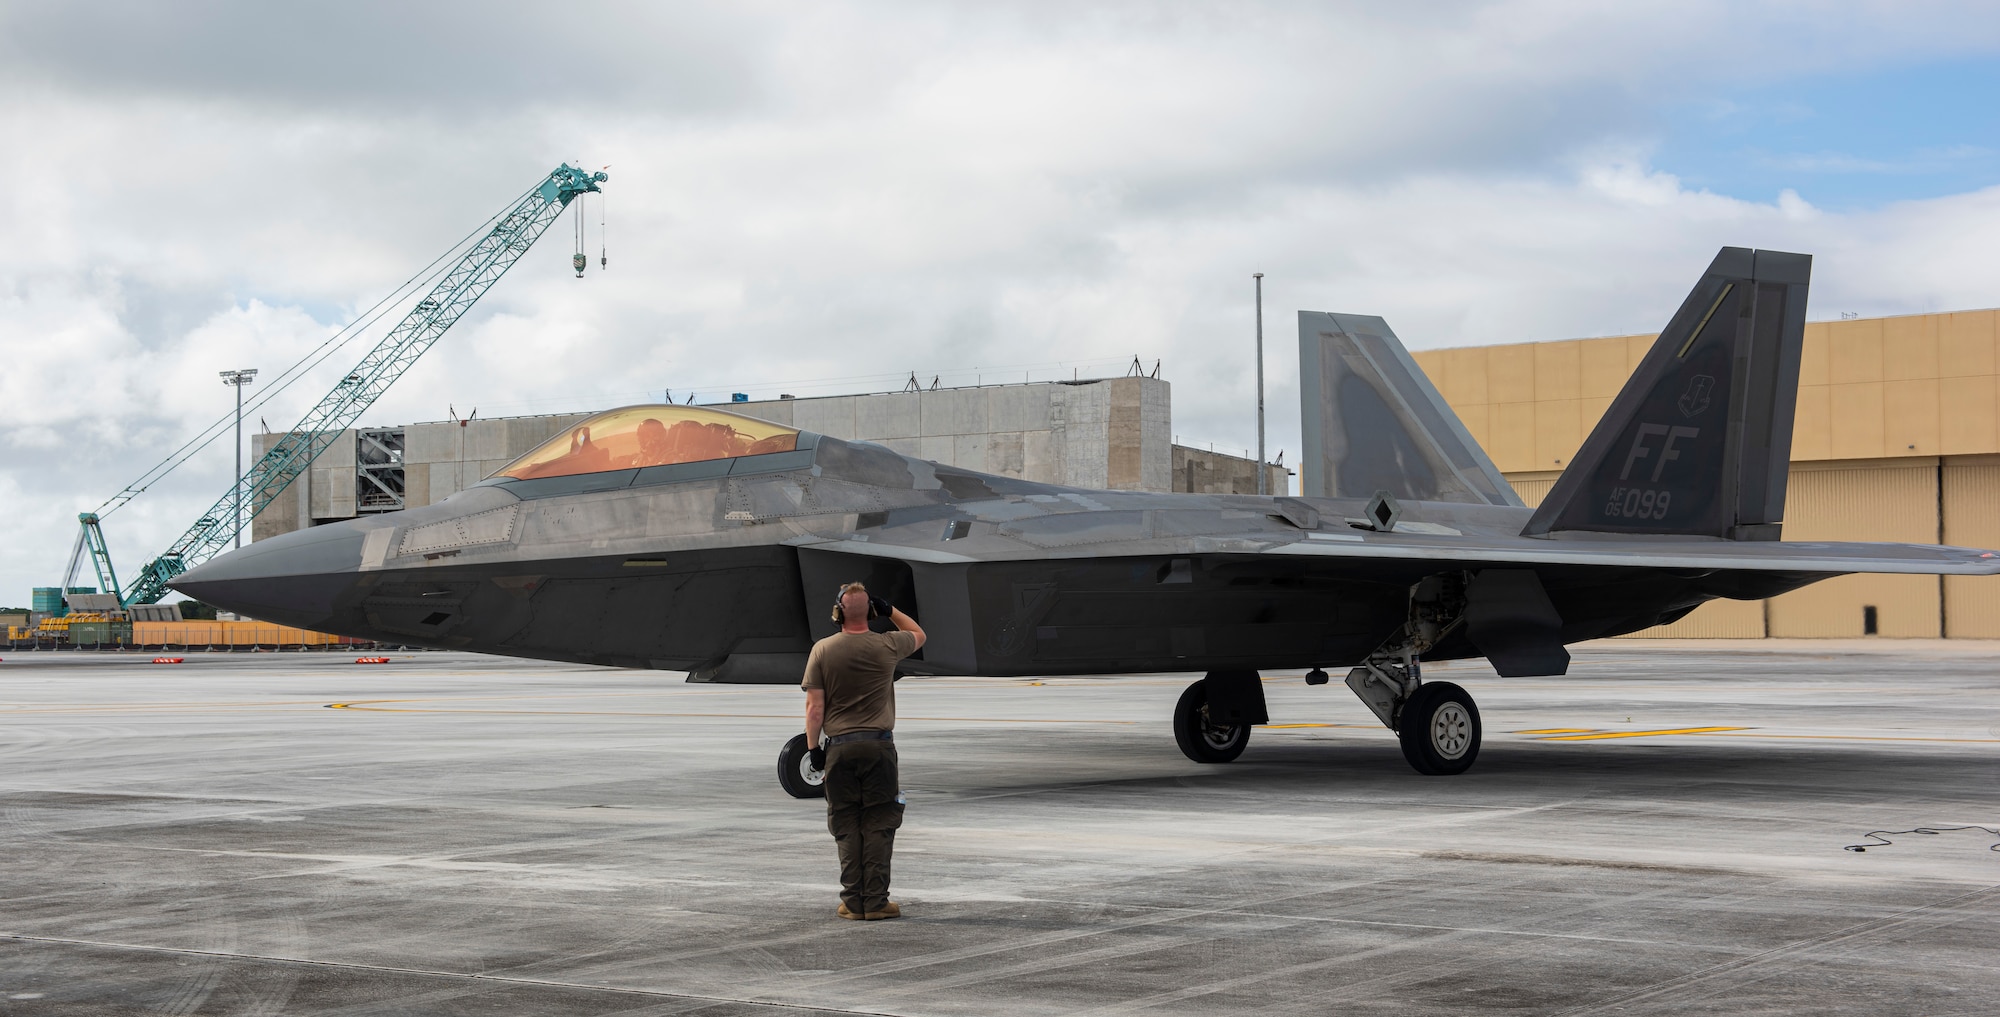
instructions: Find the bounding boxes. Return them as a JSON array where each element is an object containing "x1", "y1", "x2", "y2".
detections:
[{"x1": 175, "y1": 248, "x2": 2000, "y2": 794}]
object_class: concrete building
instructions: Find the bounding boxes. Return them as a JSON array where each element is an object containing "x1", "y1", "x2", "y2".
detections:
[
  {"x1": 253, "y1": 374, "x2": 1284, "y2": 541},
  {"x1": 725, "y1": 376, "x2": 1173, "y2": 491},
  {"x1": 1410, "y1": 307, "x2": 2000, "y2": 638},
  {"x1": 1173, "y1": 444, "x2": 1290, "y2": 495}
]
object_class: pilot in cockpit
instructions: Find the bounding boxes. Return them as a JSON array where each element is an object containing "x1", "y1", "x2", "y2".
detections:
[
  {"x1": 495, "y1": 405, "x2": 801, "y2": 482},
  {"x1": 565, "y1": 426, "x2": 611, "y2": 474},
  {"x1": 635, "y1": 418, "x2": 671, "y2": 467},
  {"x1": 667, "y1": 419, "x2": 730, "y2": 463}
]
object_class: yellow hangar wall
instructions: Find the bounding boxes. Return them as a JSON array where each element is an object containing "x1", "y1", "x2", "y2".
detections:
[{"x1": 1410, "y1": 309, "x2": 2000, "y2": 639}]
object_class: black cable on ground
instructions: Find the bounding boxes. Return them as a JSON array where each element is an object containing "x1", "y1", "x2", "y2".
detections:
[{"x1": 1844, "y1": 825, "x2": 2000, "y2": 853}]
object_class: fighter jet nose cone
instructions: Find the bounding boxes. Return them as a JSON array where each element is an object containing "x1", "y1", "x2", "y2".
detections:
[
  {"x1": 167, "y1": 555, "x2": 224, "y2": 593},
  {"x1": 167, "y1": 522, "x2": 370, "y2": 630}
]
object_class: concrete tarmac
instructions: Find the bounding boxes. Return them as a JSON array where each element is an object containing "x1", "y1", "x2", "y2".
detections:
[{"x1": 0, "y1": 642, "x2": 1995, "y2": 1015}]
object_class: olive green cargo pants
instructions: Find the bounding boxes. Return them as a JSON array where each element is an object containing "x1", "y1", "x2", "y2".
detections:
[{"x1": 824, "y1": 738, "x2": 903, "y2": 915}]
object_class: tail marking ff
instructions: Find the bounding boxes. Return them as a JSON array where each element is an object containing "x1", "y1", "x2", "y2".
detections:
[{"x1": 1523, "y1": 248, "x2": 1811, "y2": 540}]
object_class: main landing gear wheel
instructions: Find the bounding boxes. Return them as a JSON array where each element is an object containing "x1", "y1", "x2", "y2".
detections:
[
  {"x1": 1397, "y1": 681, "x2": 1481, "y2": 776},
  {"x1": 777, "y1": 733, "x2": 826, "y2": 799},
  {"x1": 1173, "y1": 680, "x2": 1250, "y2": 763}
]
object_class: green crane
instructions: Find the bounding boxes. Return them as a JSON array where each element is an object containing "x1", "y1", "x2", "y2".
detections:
[
  {"x1": 122, "y1": 163, "x2": 607, "y2": 605},
  {"x1": 60, "y1": 513, "x2": 121, "y2": 609}
]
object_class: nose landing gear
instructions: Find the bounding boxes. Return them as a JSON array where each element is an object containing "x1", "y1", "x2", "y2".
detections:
[
  {"x1": 1172, "y1": 669, "x2": 1267, "y2": 763},
  {"x1": 1173, "y1": 682, "x2": 1246, "y2": 763}
]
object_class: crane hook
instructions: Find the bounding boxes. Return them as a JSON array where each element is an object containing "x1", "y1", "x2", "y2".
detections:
[{"x1": 572, "y1": 190, "x2": 588, "y2": 277}]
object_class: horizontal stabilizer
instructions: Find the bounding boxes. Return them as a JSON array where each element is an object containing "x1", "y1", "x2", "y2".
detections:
[
  {"x1": 1523, "y1": 248, "x2": 1811, "y2": 540},
  {"x1": 1298, "y1": 312, "x2": 1522, "y2": 506}
]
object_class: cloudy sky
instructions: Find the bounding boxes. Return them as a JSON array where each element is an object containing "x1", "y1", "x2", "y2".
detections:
[{"x1": 4, "y1": 1, "x2": 2000, "y2": 605}]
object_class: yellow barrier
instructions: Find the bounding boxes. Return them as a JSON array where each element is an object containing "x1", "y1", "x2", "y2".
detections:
[{"x1": 132, "y1": 621, "x2": 360, "y2": 648}]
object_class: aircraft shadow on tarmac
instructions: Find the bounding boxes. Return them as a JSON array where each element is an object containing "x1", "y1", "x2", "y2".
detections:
[{"x1": 910, "y1": 734, "x2": 1989, "y2": 806}]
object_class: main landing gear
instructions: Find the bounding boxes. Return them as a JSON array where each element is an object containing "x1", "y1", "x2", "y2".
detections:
[
  {"x1": 1341, "y1": 573, "x2": 1482, "y2": 775},
  {"x1": 1172, "y1": 574, "x2": 1484, "y2": 775},
  {"x1": 1171, "y1": 662, "x2": 1482, "y2": 775},
  {"x1": 1397, "y1": 680, "x2": 1480, "y2": 775},
  {"x1": 777, "y1": 733, "x2": 826, "y2": 799}
]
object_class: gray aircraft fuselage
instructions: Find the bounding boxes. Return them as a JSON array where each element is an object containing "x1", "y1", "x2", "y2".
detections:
[{"x1": 170, "y1": 427, "x2": 1992, "y2": 682}]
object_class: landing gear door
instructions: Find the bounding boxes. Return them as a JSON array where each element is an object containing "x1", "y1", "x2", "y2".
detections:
[
  {"x1": 907, "y1": 561, "x2": 974, "y2": 675},
  {"x1": 794, "y1": 546, "x2": 919, "y2": 647}
]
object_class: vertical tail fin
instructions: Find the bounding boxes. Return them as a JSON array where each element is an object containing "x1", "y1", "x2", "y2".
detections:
[
  {"x1": 1299, "y1": 312, "x2": 1522, "y2": 506},
  {"x1": 1523, "y1": 247, "x2": 1810, "y2": 540}
]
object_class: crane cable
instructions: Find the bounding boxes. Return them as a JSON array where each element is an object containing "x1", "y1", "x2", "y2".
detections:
[
  {"x1": 96, "y1": 181, "x2": 538, "y2": 518},
  {"x1": 98, "y1": 247, "x2": 460, "y2": 516}
]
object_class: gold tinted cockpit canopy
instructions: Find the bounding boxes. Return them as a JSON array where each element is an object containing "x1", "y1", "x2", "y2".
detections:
[{"x1": 495, "y1": 405, "x2": 800, "y2": 481}]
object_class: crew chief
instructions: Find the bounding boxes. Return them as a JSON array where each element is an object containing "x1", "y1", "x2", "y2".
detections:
[{"x1": 802, "y1": 581, "x2": 925, "y2": 921}]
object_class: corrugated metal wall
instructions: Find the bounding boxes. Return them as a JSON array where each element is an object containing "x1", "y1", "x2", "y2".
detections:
[
  {"x1": 1505, "y1": 473, "x2": 1559, "y2": 510},
  {"x1": 1766, "y1": 462, "x2": 1941, "y2": 637},
  {"x1": 1635, "y1": 599, "x2": 1768, "y2": 638},
  {"x1": 1943, "y1": 457, "x2": 2000, "y2": 637}
]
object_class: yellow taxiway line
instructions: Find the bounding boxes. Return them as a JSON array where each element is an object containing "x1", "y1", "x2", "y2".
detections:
[
  {"x1": 1512, "y1": 725, "x2": 2000, "y2": 744},
  {"x1": 1708, "y1": 731, "x2": 2000, "y2": 744},
  {"x1": 1533, "y1": 726, "x2": 1751, "y2": 741}
]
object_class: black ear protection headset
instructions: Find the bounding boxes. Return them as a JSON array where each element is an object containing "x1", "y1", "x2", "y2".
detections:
[{"x1": 830, "y1": 581, "x2": 876, "y2": 623}]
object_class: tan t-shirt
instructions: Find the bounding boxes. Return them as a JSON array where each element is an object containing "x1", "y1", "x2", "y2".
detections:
[{"x1": 801, "y1": 630, "x2": 918, "y2": 737}]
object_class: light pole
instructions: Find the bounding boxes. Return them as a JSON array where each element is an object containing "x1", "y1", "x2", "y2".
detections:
[
  {"x1": 221, "y1": 370, "x2": 260, "y2": 548},
  {"x1": 1253, "y1": 273, "x2": 1265, "y2": 495}
]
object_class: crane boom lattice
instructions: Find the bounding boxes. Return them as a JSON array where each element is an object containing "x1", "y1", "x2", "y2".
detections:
[
  {"x1": 63, "y1": 513, "x2": 121, "y2": 604},
  {"x1": 124, "y1": 163, "x2": 606, "y2": 605}
]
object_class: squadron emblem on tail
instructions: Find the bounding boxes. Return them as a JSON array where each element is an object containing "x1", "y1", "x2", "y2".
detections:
[{"x1": 1677, "y1": 374, "x2": 1715, "y2": 418}]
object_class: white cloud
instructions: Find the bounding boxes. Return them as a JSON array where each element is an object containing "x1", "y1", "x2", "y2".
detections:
[{"x1": 3, "y1": 1, "x2": 2000, "y2": 602}]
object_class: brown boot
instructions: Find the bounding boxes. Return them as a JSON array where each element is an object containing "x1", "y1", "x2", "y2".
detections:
[
  {"x1": 863, "y1": 901, "x2": 901, "y2": 920},
  {"x1": 837, "y1": 901, "x2": 862, "y2": 920}
]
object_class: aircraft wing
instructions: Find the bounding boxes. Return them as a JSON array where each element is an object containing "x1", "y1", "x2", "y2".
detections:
[
  {"x1": 1259, "y1": 531, "x2": 2000, "y2": 575},
  {"x1": 782, "y1": 520, "x2": 2000, "y2": 575}
]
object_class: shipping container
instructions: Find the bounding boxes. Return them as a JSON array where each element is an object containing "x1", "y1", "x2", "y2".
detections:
[{"x1": 66, "y1": 621, "x2": 134, "y2": 647}]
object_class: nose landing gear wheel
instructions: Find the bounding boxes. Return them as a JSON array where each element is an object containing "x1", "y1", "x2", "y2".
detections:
[
  {"x1": 778, "y1": 733, "x2": 827, "y2": 799},
  {"x1": 1173, "y1": 680, "x2": 1250, "y2": 763},
  {"x1": 1397, "y1": 680, "x2": 1480, "y2": 776}
]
